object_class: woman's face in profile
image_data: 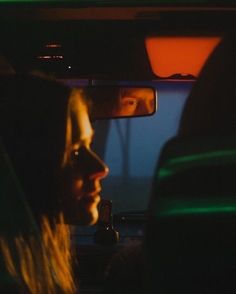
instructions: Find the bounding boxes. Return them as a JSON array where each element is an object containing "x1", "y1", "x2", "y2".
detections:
[
  {"x1": 0, "y1": 76, "x2": 108, "y2": 226},
  {"x1": 59, "y1": 89, "x2": 109, "y2": 225}
]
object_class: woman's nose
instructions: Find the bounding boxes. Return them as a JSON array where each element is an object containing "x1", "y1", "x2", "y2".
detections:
[{"x1": 74, "y1": 146, "x2": 109, "y2": 180}]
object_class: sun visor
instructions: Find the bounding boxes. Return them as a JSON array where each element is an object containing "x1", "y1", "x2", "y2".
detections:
[{"x1": 145, "y1": 37, "x2": 221, "y2": 79}]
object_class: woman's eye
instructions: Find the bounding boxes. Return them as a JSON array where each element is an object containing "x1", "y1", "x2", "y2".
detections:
[
  {"x1": 121, "y1": 97, "x2": 138, "y2": 107},
  {"x1": 70, "y1": 149, "x2": 79, "y2": 163}
]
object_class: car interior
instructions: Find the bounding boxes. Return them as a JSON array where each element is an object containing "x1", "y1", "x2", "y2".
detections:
[{"x1": 0, "y1": 1, "x2": 236, "y2": 293}]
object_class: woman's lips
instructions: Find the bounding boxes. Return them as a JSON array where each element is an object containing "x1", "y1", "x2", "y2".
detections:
[
  {"x1": 75, "y1": 189, "x2": 101, "y2": 201},
  {"x1": 87, "y1": 189, "x2": 101, "y2": 197},
  {"x1": 86, "y1": 194, "x2": 101, "y2": 204},
  {"x1": 72, "y1": 179, "x2": 101, "y2": 202},
  {"x1": 86, "y1": 189, "x2": 101, "y2": 202}
]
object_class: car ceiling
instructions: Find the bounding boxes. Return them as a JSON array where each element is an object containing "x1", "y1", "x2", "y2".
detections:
[{"x1": 0, "y1": 7, "x2": 236, "y2": 79}]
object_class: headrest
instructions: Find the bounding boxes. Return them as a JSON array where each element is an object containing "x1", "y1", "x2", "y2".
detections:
[
  {"x1": 145, "y1": 136, "x2": 236, "y2": 294},
  {"x1": 151, "y1": 135, "x2": 236, "y2": 219}
]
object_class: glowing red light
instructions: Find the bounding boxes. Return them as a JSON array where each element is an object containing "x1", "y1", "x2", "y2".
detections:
[{"x1": 145, "y1": 37, "x2": 222, "y2": 78}]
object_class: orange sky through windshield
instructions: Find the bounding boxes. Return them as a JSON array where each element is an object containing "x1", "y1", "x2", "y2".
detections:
[{"x1": 145, "y1": 37, "x2": 221, "y2": 78}]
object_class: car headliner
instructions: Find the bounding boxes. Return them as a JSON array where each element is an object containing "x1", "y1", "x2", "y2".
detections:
[
  {"x1": 0, "y1": 0, "x2": 236, "y2": 6},
  {"x1": 0, "y1": 3, "x2": 235, "y2": 80}
]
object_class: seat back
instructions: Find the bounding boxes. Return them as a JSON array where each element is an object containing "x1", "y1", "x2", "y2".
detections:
[{"x1": 145, "y1": 136, "x2": 236, "y2": 294}]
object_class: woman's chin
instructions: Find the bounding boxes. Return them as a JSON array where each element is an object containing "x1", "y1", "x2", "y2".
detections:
[
  {"x1": 74, "y1": 196, "x2": 100, "y2": 225},
  {"x1": 77, "y1": 196, "x2": 100, "y2": 225},
  {"x1": 77, "y1": 207, "x2": 99, "y2": 225},
  {"x1": 61, "y1": 193, "x2": 100, "y2": 225}
]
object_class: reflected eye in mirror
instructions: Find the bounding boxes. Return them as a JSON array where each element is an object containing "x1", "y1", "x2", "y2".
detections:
[
  {"x1": 86, "y1": 84, "x2": 157, "y2": 119},
  {"x1": 118, "y1": 97, "x2": 138, "y2": 116}
]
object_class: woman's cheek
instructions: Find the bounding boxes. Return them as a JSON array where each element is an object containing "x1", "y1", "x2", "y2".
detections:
[{"x1": 71, "y1": 178, "x2": 84, "y2": 199}]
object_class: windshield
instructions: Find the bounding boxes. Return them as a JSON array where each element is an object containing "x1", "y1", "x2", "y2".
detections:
[{"x1": 92, "y1": 80, "x2": 193, "y2": 213}]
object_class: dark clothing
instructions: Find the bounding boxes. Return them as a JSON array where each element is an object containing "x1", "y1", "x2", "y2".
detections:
[{"x1": 0, "y1": 74, "x2": 70, "y2": 222}]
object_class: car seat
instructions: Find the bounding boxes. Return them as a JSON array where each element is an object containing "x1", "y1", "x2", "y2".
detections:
[{"x1": 145, "y1": 135, "x2": 236, "y2": 294}]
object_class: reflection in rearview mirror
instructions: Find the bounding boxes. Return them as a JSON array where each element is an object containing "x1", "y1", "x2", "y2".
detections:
[
  {"x1": 86, "y1": 86, "x2": 157, "y2": 119},
  {"x1": 116, "y1": 87, "x2": 155, "y2": 117}
]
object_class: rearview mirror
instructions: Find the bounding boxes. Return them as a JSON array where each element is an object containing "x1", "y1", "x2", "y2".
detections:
[{"x1": 85, "y1": 85, "x2": 157, "y2": 119}]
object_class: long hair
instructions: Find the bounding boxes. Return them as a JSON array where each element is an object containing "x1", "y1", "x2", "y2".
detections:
[
  {"x1": 0, "y1": 214, "x2": 76, "y2": 294},
  {"x1": 0, "y1": 74, "x2": 71, "y2": 221},
  {"x1": 0, "y1": 74, "x2": 77, "y2": 292}
]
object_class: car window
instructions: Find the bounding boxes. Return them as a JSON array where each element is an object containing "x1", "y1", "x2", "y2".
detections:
[{"x1": 92, "y1": 80, "x2": 194, "y2": 213}]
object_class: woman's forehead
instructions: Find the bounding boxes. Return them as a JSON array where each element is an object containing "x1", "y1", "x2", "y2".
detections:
[
  {"x1": 69, "y1": 89, "x2": 93, "y2": 142},
  {"x1": 123, "y1": 88, "x2": 153, "y2": 98}
]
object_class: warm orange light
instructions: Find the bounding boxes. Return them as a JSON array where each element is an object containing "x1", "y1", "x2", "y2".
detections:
[
  {"x1": 37, "y1": 55, "x2": 52, "y2": 59},
  {"x1": 37, "y1": 55, "x2": 64, "y2": 59},
  {"x1": 145, "y1": 37, "x2": 222, "y2": 78},
  {"x1": 46, "y1": 44, "x2": 62, "y2": 48}
]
